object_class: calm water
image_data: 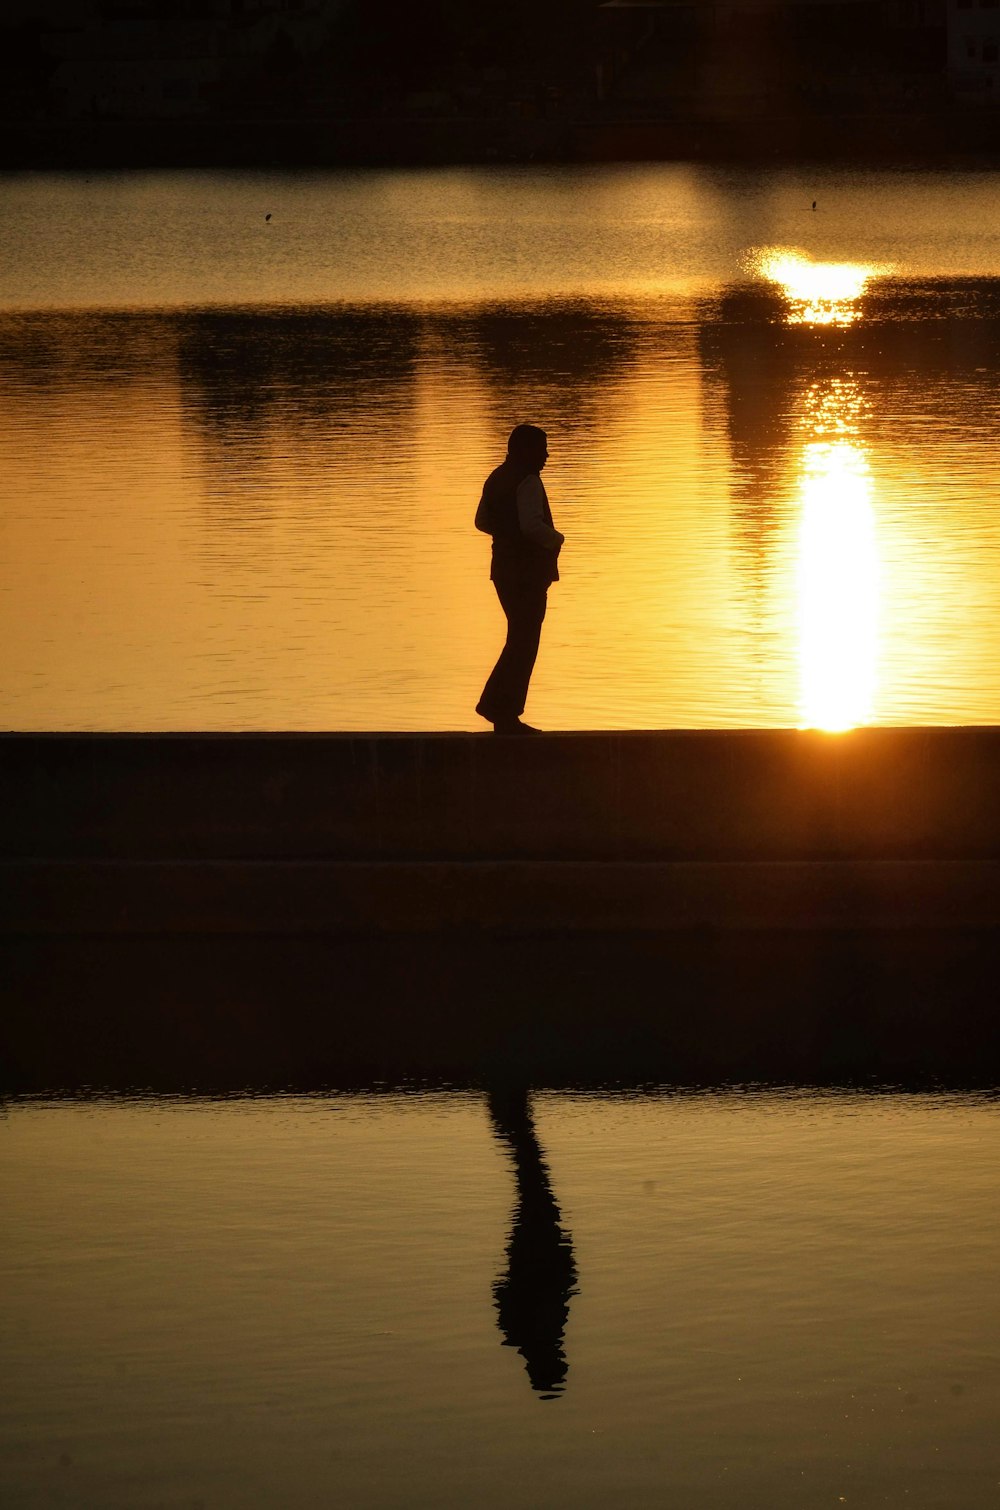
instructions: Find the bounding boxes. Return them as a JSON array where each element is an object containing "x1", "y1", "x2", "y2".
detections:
[
  {"x1": 3, "y1": 165, "x2": 1000, "y2": 731},
  {"x1": 2, "y1": 1088, "x2": 999, "y2": 1508}
]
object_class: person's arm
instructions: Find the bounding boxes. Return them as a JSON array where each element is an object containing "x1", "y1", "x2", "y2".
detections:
[
  {"x1": 516, "y1": 476, "x2": 564, "y2": 552},
  {"x1": 475, "y1": 490, "x2": 492, "y2": 534}
]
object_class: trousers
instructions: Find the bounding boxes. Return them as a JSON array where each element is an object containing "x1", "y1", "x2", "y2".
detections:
[{"x1": 477, "y1": 573, "x2": 549, "y2": 721}]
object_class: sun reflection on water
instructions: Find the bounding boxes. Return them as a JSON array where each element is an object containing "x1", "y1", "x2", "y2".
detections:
[
  {"x1": 757, "y1": 249, "x2": 884, "y2": 326},
  {"x1": 798, "y1": 439, "x2": 879, "y2": 732},
  {"x1": 750, "y1": 253, "x2": 886, "y2": 731}
]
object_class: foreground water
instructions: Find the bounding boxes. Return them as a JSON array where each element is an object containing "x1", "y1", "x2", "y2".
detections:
[
  {"x1": 3, "y1": 164, "x2": 1000, "y2": 731},
  {"x1": 2, "y1": 1088, "x2": 998, "y2": 1508}
]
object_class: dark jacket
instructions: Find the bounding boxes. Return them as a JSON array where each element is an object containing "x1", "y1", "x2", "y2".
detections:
[{"x1": 477, "y1": 461, "x2": 560, "y2": 586}]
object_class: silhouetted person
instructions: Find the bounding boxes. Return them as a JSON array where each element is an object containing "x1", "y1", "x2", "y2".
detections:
[
  {"x1": 488, "y1": 1085, "x2": 577, "y2": 1399},
  {"x1": 475, "y1": 424, "x2": 564, "y2": 735}
]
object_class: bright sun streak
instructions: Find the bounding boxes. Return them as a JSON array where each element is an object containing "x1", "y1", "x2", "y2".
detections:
[
  {"x1": 756, "y1": 249, "x2": 883, "y2": 325},
  {"x1": 798, "y1": 441, "x2": 879, "y2": 732},
  {"x1": 750, "y1": 255, "x2": 884, "y2": 726}
]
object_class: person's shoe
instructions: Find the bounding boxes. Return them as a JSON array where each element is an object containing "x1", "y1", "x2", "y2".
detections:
[{"x1": 493, "y1": 718, "x2": 541, "y2": 736}]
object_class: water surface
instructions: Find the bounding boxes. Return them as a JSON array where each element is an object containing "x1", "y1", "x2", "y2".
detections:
[
  {"x1": 3, "y1": 165, "x2": 1000, "y2": 730},
  {"x1": 3, "y1": 1087, "x2": 999, "y2": 1508}
]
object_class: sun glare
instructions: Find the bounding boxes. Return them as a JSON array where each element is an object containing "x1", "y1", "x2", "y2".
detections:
[
  {"x1": 757, "y1": 249, "x2": 882, "y2": 325},
  {"x1": 797, "y1": 441, "x2": 879, "y2": 732}
]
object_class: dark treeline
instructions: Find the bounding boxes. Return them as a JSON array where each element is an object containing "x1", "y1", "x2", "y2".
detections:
[
  {"x1": 5, "y1": 0, "x2": 999, "y2": 168},
  {"x1": 2, "y1": 0, "x2": 600, "y2": 121},
  {"x1": 332, "y1": 0, "x2": 600, "y2": 83}
]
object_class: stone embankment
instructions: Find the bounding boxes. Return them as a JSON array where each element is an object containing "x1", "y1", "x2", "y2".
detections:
[
  {"x1": 3, "y1": 729, "x2": 999, "y2": 1089},
  {"x1": 3, "y1": 728, "x2": 1000, "y2": 934}
]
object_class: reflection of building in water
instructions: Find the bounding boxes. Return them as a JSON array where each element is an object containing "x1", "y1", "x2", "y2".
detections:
[
  {"x1": 439, "y1": 302, "x2": 642, "y2": 458},
  {"x1": 488, "y1": 1087, "x2": 577, "y2": 1401},
  {"x1": 175, "y1": 307, "x2": 424, "y2": 513},
  {"x1": 174, "y1": 302, "x2": 645, "y2": 516},
  {"x1": 697, "y1": 281, "x2": 803, "y2": 626}
]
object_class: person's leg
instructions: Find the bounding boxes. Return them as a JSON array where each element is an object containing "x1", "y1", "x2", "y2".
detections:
[{"x1": 477, "y1": 577, "x2": 547, "y2": 724}]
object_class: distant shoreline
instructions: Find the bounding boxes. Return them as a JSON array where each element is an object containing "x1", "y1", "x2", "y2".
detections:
[{"x1": 5, "y1": 111, "x2": 1000, "y2": 172}]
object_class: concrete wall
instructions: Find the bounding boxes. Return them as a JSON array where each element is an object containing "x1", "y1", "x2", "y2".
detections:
[
  {"x1": 7, "y1": 927, "x2": 1000, "y2": 1092},
  {"x1": 5, "y1": 727, "x2": 1000, "y2": 863},
  {"x1": 5, "y1": 729, "x2": 1000, "y2": 1089}
]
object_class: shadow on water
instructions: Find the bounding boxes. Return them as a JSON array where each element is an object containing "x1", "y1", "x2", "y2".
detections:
[{"x1": 488, "y1": 1084, "x2": 577, "y2": 1401}]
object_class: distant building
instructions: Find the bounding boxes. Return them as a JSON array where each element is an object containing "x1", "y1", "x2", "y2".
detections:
[
  {"x1": 48, "y1": 17, "x2": 225, "y2": 118},
  {"x1": 40, "y1": 0, "x2": 343, "y2": 119},
  {"x1": 595, "y1": 0, "x2": 948, "y2": 118},
  {"x1": 947, "y1": 0, "x2": 1000, "y2": 101}
]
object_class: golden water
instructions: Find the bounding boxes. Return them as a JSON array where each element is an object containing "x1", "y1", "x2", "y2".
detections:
[
  {"x1": 3, "y1": 165, "x2": 1000, "y2": 730},
  {"x1": 3, "y1": 1089, "x2": 999, "y2": 1508}
]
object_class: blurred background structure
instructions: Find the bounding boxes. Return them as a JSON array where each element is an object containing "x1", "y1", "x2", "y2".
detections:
[{"x1": 3, "y1": 0, "x2": 999, "y2": 166}]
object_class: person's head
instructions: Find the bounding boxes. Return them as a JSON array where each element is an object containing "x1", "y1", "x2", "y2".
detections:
[{"x1": 507, "y1": 423, "x2": 548, "y2": 472}]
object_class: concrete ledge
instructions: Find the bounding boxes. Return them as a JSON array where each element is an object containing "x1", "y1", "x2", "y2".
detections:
[
  {"x1": 7, "y1": 732, "x2": 1000, "y2": 1089},
  {"x1": 5, "y1": 927, "x2": 1000, "y2": 1093},
  {"x1": 6, "y1": 728, "x2": 1000, "y2": 863},
  {"x1": 5, "y1": 859, "x2": 1000, "y2": 935}
]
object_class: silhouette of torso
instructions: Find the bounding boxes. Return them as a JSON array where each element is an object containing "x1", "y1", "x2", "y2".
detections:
[{"x1": 480, "y1": 464, "x2": 560, "y2": 586}]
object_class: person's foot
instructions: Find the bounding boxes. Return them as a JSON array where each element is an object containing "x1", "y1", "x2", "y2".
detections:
[{"x1": 493, "y1": 718, "x2": 541, "y2": 735}]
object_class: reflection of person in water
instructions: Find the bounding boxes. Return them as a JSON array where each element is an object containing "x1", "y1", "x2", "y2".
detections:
[
  {"x1": 488, "y1": 1085, "x2": 578, "y2": 1399},
  {"x1": 475, "y1": 424, "x2": 564, "y2": 736}
]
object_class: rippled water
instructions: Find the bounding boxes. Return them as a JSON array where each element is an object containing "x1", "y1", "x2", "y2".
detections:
[
  {"x1": 2, "y1": 1088, "x2": 999, "y2": 1509},
  {"x1": 3, "y1": 165, "x2": 1000, "y2": 730}
]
